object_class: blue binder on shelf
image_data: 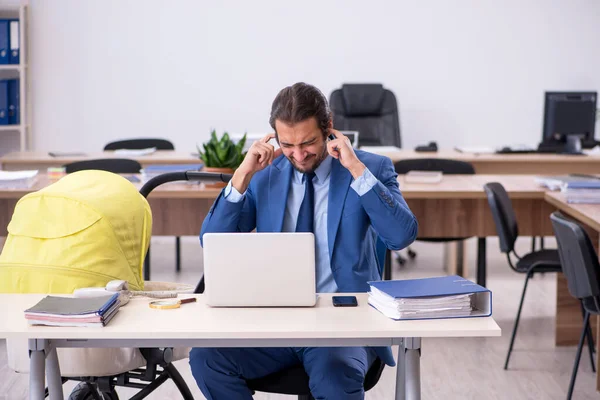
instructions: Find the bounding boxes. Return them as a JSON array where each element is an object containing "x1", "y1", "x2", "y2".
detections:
[
  {"x1": 367, "y1": 275, "x2": 492, "y2": 321},
  {"x1": 7, "y1": 79, "x2": 19, "y2": 124},
  {"x1": 0, "y1": 80, "x2": 8, "y2": 125},
  {"x1": 0, "y1": 19, "x2": 9, "y2": 64},
  {"x1": 9, "y1": 19, "x2": 19, "y2": 65}
]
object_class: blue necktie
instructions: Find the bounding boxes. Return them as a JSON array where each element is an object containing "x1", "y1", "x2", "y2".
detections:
[{"x1": 296, "y1": 172, "x2": 316, "y2": 233}]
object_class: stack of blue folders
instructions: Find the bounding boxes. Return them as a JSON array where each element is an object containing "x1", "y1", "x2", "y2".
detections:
[
  {"x1": 560, "y1": 180, "x2": 600, "y2": 204},
  {"x1": 367, "y1": 275, "x2": 492, "y2": 321},
  {"x1": 24, "y1": 293, "x2": 121, "y2": 327}
]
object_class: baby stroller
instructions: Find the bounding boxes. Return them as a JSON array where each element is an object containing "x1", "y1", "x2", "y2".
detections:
[{"x1": 0, "y1": 169, "x2": 227, "y2": 399}]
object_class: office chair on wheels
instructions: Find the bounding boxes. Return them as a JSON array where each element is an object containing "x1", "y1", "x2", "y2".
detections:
[
  {"x1": 104, "y1": 138, "x2": 184, "y2": 277},
  {"x1": 392, "y1": 158, "x2": 475, "y2": 272},
  {"x1": 329, "y1": 83, "x2": 414, "y2": 269}
]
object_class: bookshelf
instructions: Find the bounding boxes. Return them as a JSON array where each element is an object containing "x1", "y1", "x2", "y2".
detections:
[{"x1": 0, "y1": 4, "x2": 27, "y2": 156}]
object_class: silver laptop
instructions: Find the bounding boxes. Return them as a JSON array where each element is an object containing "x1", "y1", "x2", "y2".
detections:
[
  {"x1": 203, "y1": 232, "x2": 317, "y2": 307},
  {"x1": 340, "y1": 131, "x2": 360, "y2": 148}
]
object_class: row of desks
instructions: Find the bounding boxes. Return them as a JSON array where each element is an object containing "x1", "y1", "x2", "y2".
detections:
[
  {"x1": 3, "y1": 149, "x2": 600, "y2": 174},
  {"x1": 0, "y1": 173, "x2": 582, "y2": 339},
  {"x1": 3, "y1": 150, "x2": 600, "y2": 390}
]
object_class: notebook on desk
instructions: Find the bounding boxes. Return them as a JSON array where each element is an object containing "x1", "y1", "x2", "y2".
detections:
[
  {"x1": 367, "y1": 275, "x2": 492, "y2": 321},
  {"x1": 24, "y1": 293, "x2": 121, "y2": 327}
]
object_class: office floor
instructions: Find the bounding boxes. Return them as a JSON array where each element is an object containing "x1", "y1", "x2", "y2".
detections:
[{"x1": 0, "y1": 237, "x2": 598, "y2": 400}]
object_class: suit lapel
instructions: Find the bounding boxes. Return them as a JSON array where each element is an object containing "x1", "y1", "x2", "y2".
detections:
[
  {"x1": 269, "y1": 158, "x2": 293, "y2": 232},
  {"x1": 327, "y1": 159, "x2": 352, "y2": 261}
]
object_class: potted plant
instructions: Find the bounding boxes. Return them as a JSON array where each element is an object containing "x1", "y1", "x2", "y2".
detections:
[{"x1": 197, "y1": 130, "x2": 247, "y2": 187}]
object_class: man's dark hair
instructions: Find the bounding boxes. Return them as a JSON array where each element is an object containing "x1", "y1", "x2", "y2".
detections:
[{"x1": 269, "y1": 82, "x2": 331, "y2": 137}]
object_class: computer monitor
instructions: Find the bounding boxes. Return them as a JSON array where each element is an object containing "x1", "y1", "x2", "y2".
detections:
[{"x1": 541, "y1": 92, "x2": 597, "y2": 153}]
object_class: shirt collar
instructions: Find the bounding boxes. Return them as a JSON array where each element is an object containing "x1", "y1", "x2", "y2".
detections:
[{"x1": 293, "y1": 155, "x2": 333, "y2": 184}]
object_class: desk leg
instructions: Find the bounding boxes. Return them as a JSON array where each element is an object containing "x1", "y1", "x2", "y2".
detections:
[
  {"x1": 396, "y1": 337, "x2": 422, "y2": 400},
  {"x1": 46, "y1": 345, "x2": 64, "y2": 400},
  {"x1": 477, "y1": 238, "x2": 487, "y2": 287},
  {"x1": 28, "y1": 340, "x2": 46, "y2": 400},
  {"x1": 29, "y1": 339, "x2": 64, "y2": 400}
]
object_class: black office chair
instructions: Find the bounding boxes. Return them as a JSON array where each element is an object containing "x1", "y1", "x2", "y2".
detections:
[
  {"x1": 329, "y1": 83, "x2": 401, "y2": 148},
  {"x1": 330, "y1": 83, "x2": 410, "y2": 269},
  {"x1": 246, "y1": 358, "x2": 385, "y2": 400},
  {"x1": 391, "y1": 158, "x2": 475, "y2": 273},
  {"x1": 64, "y1": 158, "x2": 142, "y2": 174},
  {"x1": 104, "y1": 138, "x2": 175, "y2": 151},
  {"x1": 550, "y1": 211, "x2": 600, "y2": 399},
  {"x1": 483, "y1": 182, "x2": 594, "y2": 371},
  {"x1": 104, "y1": 138, "x2": 183, "y2": 275}
]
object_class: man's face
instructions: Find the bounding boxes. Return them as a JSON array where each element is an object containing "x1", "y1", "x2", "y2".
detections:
[{"x1": 275, "y1": 117, "x2": 328, "y2": 174}]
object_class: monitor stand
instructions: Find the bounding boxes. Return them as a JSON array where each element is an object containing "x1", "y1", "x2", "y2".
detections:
[{"x1": 562, "y1": 135, "x2": 584, "y2": 155}]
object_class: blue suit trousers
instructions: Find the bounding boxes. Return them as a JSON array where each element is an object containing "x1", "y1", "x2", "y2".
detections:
[{"x1": 189, "y1": 346, "x2": 377, "y2": 399}]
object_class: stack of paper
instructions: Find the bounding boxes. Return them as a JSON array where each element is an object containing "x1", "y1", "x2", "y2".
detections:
[
  {"x1": 114, "y1": 147, "x2": 157, "y2": 156},
  {"x1": 404, "y1": 170, "x2": 443, "y2": 184},
  {"x1": 561, "y1": 180, "x2": 600, "y2": 204},
  {"x1": 24, "y1": 293, "x2": 121, "y2": 327},
  {"x1": 359, "y1": 146, "x2": 402, "y2": 153},
  {"x1": 367, "y1": 275, "x2": 492, "y2": 321},
  {"x1": 140, "y1": 163, "x2": 204, "y2": 183},
  {"x1": 535, "y1": 174, "x2": 600, "y2": 191},
  {"x1": 0, "y1": 170, "x2": 38, "y2": 189}
]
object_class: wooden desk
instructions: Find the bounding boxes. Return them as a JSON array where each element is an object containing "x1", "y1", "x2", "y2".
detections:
[
  {"x1": 0, "y1": 293, "x2": 500, "y2": 400},
  {"x1": 0, "y1": 151, "x2": 200, "y2": 170},
  {"x1": 0, "y1": 175, "x2": 574, "y2": 345},
  {"x1": 364, "y1": 148, "x2": 600, "y2": 175}
]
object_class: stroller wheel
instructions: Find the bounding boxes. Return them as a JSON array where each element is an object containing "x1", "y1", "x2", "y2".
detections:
[{"x1": 68, "y1": 382, "x2": 119, "y2": 400}]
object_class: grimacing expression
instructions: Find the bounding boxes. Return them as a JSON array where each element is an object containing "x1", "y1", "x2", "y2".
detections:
[{"x1": 275, "y1": 117, "x2": 328, "y2": 174}]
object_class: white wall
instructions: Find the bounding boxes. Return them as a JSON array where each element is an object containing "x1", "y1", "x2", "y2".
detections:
[{"x1": 19, "y1": 0, "x2": 600, "y2": 152}]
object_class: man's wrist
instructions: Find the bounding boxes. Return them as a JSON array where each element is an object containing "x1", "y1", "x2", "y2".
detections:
[
  {"x1": 348, "y1": 161, "x2": 366, "y2": 179},
  {"x1": 231, "y1": 168, "x2": 254, "y2": 193}
]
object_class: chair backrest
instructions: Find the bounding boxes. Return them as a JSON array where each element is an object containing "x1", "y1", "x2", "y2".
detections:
[
  {"x1": 329, "y1": 84, "x2": 401, "y2": 148},
  {"x1": 104, "y1": 138, "x2": 175, "y2": 151},
  {"x1": 550, "y1": 212, "x2": 600, "y2": 305},
  {"x1": 483, "y1": 182, "x2": 519, "y2": 253},
  {"x1": 64, "y1": 159, "x2": 142, "y2": 174},
  {"x1": 394, "y1": 158, "x2": 475, "y2": 175}
]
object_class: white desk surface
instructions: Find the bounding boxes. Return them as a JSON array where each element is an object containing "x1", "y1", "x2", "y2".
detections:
[{"x1": 0, "y1": 293, "x2": 500, "y2": 342}]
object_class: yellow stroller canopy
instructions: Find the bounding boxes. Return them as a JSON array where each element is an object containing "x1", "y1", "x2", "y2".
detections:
[{"x1": 0, "y1": 170, "x2": 151, "y2": 293}]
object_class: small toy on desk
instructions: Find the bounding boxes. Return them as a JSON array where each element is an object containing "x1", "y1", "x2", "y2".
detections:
[{"x1": 47, "y1": 167, "x2": 66, "y2": 179}]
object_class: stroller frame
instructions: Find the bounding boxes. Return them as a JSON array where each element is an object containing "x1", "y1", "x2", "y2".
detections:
[{"x1": 40, "y1": 171, "x2": 231, "y2": 400}]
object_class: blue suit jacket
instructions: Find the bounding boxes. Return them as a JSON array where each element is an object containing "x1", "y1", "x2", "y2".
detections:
[{"x1": 201, "y1": 150, "x2": 418, "y2": 366}]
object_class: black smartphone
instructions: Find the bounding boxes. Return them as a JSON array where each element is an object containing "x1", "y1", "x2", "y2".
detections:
[{"x1": 332, "y1": 295, "x2": 358, "y2": 307}]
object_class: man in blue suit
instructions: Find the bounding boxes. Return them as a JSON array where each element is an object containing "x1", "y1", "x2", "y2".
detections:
[{"x1": 190, "y1": 82, "x2": 418, "y2": 399}]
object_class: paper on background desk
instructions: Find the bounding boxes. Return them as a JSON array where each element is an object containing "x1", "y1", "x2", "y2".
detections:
[
  {"x1": 360, "y1": 146, "x2": 402, "y2": 153},
  {"x1": 114, "y1": 147, "x2": 156, "y2": 156},
  {"x1": 0, "y1": 170, "x2": 38, "y2": 180},
  {"x1": 453, "y1": 146, "x2": 495, "y2": 154},
  {"x1": 0, "y1": 170, "x2": 39, "y2": 189},
  {"x1": 404, "y1": 170, "x2": 443, "y2": 183}
]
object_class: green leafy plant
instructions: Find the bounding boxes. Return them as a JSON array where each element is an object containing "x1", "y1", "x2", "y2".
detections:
[{"x1": 197, "y1": 130, "x2": 247, "y2": 169}]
